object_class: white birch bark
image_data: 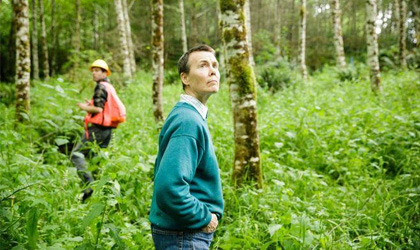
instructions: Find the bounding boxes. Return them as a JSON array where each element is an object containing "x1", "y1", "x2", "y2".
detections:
[
  {"x1": 14, "y1": 0, "x2": 31, "y2": 122},
  {"x1": 93, "y1": 8, "x2": 98, "y2": 50},
  {"x1": 331, "y1": 0, "x2": 346, "y2": 68},
  {"x1": 244, "y1": 0, "x2": 255, "y2": 67},
  {"x1": 393, "y1": 0, "x2": 400, "y2": 33},
  {"x1": 179, "y1": 0, "x2": 187, "y2": 53},
  {"x1": 50, "y1": 0, "x2": 55, "y2": 75},
  {"x1": 299, "y1": 0, "x2": 308, "y2": 80},
  {"x1": 114, "y1": 0, "x2": 131, "y2": 78},
  {"x1": 39, "y1": 0, "x2": 49, "y2": 78},
  {"x1": 220, "y1": 0, "x2": 263, "y2": 189},
  {"x1": 74, "y1": 0, "x2": 80, "y2": 71},
  {"x1": 366, "y1": 0, "x2": 381, "y2": 92},
  {"x1": 122, "y1": 0, "x2": 136, "y2": 74},
  {"x1": 151, "y1": 0, "x2": 164, "y2": 122},
  {"x1": 399, "y1": 0, "x2": 407, "y2": 68},
  {"x1": 275, "y1": 0, "x2": 282, "y2": 55},
  {"x1": 31, "y1": 0, "x2": 39, "y2": 79}
]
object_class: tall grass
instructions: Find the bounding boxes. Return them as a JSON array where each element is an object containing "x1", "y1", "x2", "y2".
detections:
[{"x1": 1, "y1": 67, "x2": 419, "y2": 249}]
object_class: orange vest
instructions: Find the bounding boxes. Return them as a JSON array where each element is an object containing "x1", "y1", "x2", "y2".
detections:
[{"x1": 84, "y1": 81, "x2": 126, "y2": 138}]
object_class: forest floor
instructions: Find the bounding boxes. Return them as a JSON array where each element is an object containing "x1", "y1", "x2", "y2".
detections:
[{"x1": 1, "y1": 67, "x2": 420, "y2": 249}]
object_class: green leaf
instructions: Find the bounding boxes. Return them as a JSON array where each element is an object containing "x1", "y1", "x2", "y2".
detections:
[
  {"x1": 26, "y1": 208, "x2": 39, "y2": 249},
  {"x1": 55, "y1": 85, "x2": 64, "y2": 93},
  {"x1": 108, "y1": 224, "x2": 125, "y2": 248},
  {"x1": 80, "y1": 203, "x2": 105, "y2": 231},
  {"x1": 95, "y1": 176, "x2": 110, "y2": 192},
  {"x1": 44, "y1": 119, "x2": 59, "y2": 129},
  {"x1": 268, "y1": 224, "x2": 282, "y2": 237},
  {"x1": 55, "y1": 138, "x2": 69, "y2": 146},
  {"x1": 66, "y1": 236, "x2": 84, "y2": 242}
]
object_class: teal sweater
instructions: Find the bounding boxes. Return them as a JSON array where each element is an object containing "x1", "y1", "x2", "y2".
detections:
[{"x1": 149, "y1": 102, "x2": 224, "y2": 230}]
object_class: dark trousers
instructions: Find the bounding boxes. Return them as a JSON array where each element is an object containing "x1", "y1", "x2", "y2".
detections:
[{"x1": 70, "y1": 124, "x2": 112, "y2": 185}]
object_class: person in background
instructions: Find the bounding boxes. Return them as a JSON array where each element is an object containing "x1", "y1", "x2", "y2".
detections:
[{"x1": 71, "y1": 59, "x2": 123, "y2": 202}]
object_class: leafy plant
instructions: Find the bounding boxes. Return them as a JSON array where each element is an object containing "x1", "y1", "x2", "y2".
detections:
[{"x1": 256, "y1": 57, "x2": 300, "y2": 92}]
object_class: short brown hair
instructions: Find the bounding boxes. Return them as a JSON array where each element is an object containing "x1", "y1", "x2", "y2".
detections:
[{"x1": 178, "y1": 44, "x2": 216, "y2": 89}]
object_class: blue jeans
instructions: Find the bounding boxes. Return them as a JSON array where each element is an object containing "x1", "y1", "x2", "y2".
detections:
[{"x1": 151, "y1": 225, "x2": 214, "y2": 250}]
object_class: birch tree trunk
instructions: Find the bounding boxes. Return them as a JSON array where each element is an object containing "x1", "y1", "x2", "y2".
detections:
[
  {"x1": 122, "y1": 0, "x2": 136, "y2": 75},
  {"x1": 413, "y1": 1, "x2": 420, "y2": 46},
  {"x1": 93, "y1": 8, "x2": 98, "y2": 50},
  {"x1": 190, "y1": 2, "x2": 198, "y2": 46},
  {"x1": 14, "y1": 0, "x2": 31, "y2": 122},
  {"x1": 331, "y1": 0, "x2": 346, "y2": 68},
  {"x1": 50, "y1": 0, "x2": 55, "y2": 76},
  {"x1": 289, "y1": 0, "x2": 296, "y2": 54},
  {"x1": 399, "y1": 0, "x2": 407, "y2": 68},
  {"x1": 275, "y1": 0, "x2": 282, "y2": 55},
  {"x1": 366, "y1": 0, "x2": 381, "y2": 92},
  {"x1": 31, "y1": 0, "x2": 39, "y2": 79},
  {"x1": 151, "y1": 0, "x2": 164, "y2": 122},
  {"x1": 179, "y1": 0, "x2": 187, "y2": 53},
  {"x1": 217, "y1": 1, "x2": 227, "y2": 78},
  {"x1": 393, "y1": 0, "x2": 400, "y2": 33},
  {"x1": 39, "y1": 0, "x2": 49, "y2": 78},
  {"x1": 114, "y1": 0, "x2": 131, "y2": 78},
  {"x1": 244, "y1": 0, "x2": 255, "y2": 66},
  {"x1": 299, "y1": 0, "x2": 308, "y2": 80},
  {"x1": 220, "y1": 0, "x2": 263, "y2": 189},
  {"x1": 74, "y1": 0, "x2": 80, "y2": 70}
]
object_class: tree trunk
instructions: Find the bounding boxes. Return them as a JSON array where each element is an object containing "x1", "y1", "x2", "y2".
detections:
[
  {"x1": 31, "y1": 0, "x2": 39, "y2": 79},
  {"x1": 179, "y1": 0, "x2": 187, "y2": 53},
  {"x1": 114, "y1": 0, "x2": 131, "y2": 78},
  {"x1": 244, "y1": 0, "x2": 255, "y2": 67},
  {"x1": 122, "y1": 0, "x2": 136, "y2": 75},
  {"x1": 190, "y1": 2, "x2": 198, "y2": 46},
  {"x1": 220, "y1": 0, "x2": 263, "y2": 189},
  {"x1": 74, "y1": 0, "x2": 80, "y2": 70},
  {"x1": 331, "y1": 0, "x2": 346, "y2": 68},
  {"x1": 413, "y1": 1, "x2": 420, "y2": 46},
  {"x1": 93, "y1": 8, "x2": 98, "y2": 50},
  {"x1": 13, "y1": 0, "x2": 31, "y2": 122},
  {"x1": 289, "y1": 0, "x2": 296, "y2": 55},
  {"x1": 275, "y1": 0, "x2": 282, "y2": 55},
  {"x1": 399, "y1": 0, "x2": 407, "y2": 68},
  {"x1": 299, "y1": 0, "x2": 308, "y2": 80},
  {"x1": 50, "y1": 0, "x2": 55, "y2": 76},
  {"x1": 39, "y1": 0, "x2": 49, "y2": 78},
  {"x1": 366, "y1": 0, "x2": 381, "y2": 92},
  {"x1": 216, "y1": 1, "x2": 227, "y2": 78},
  {"x1": 393, "y1": 0, "x2": 400, "y2": 33},
  {"x1": 151, "y1": 0, "x2": 164, "y2": 122}
]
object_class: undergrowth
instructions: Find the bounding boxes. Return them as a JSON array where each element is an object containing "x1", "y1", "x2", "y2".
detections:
[{"x1": 1, "y1": 67, "x2": 420, "y2": 249}]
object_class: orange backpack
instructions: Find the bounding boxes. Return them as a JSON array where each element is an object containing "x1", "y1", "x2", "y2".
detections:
[{"x1": 84, "y1": 81, "x2": 126, "y2": 138}]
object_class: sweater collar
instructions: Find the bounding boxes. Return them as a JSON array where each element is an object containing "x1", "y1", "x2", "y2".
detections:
[{"x1": 180, "y1": 94, "x2": 208, "y2": 119}]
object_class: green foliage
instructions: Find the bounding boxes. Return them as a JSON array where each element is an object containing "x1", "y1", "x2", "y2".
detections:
[
  {"x1": 0, "y1": 82, "x2": 15, "y2": 106},
  {"x1": 26, "y1": 208, "x2": 39, "y2": 250},
  {"x1": 256, "y1": 58, "x2": 301, "y2": 92},
  {"x1": 332, "y1": 63, "x2": 369, "y2": 83},
  {"x1": 379, "y1": 45, "x2": 399, "y2": 70},
  {"x1": 1, "y1": 69, "x2": 420, "y2": 249},
  {"x1": 163, "y1": 68, "x2": 180, "y2": 86},
  {"x1": 253, "y1": 30, "x2": 277, "y2": 65}
]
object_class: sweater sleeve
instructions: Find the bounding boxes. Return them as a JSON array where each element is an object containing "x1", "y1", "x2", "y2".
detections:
[{"x1": 154, "y1": 135, "x2": 212, "y2": 229}]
